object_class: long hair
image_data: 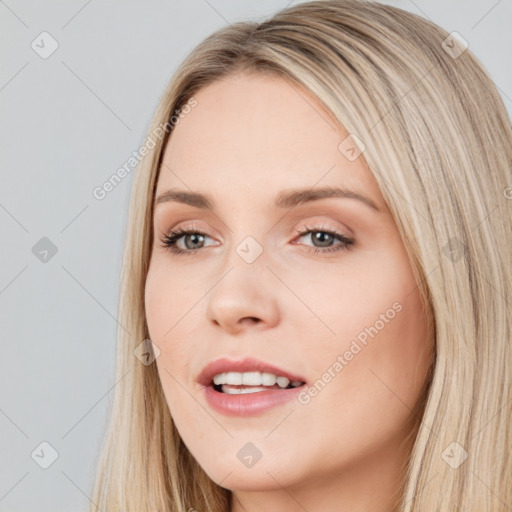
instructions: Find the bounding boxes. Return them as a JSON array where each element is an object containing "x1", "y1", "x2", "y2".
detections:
[{"x1": 90, "y1": 1, "x2": 512, "y2": 510}]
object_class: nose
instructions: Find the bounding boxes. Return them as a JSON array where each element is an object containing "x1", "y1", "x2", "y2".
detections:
[{"x1": 205, "y1": 265, "x2": 280, "y2": 335}]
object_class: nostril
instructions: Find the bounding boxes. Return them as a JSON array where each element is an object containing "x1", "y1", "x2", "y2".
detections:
[{"x1": 243, "y1": 317, "x2": 260, "y2": 324}]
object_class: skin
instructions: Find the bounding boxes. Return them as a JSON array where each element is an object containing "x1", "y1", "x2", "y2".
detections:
[{"x1": 145, "y1": 71, "x2": 434, "y2": 512}]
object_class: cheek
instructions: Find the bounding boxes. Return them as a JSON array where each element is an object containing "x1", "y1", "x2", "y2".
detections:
[
  {"x1": 145, "y1": 266, "x2": 194, "y2": 419},
  {"x1": 368, "y1": 289, "x2": 433, "y2": 395},
  {"x1": 294, "y1": 242, "x2": 432, "y2": 409},
  {"x1": 293, "y1": 291, "x2": 431, "y2": 468},
  {"x1": 279, "y1": 247, "x2": 412, "y2": 345},
  {"x1": 145, "y1": 269, "x2": 196, "y2": 430},
  {"x1": 145, "y1": 261, "x2": 203, "y2": 390},
  {"x1": 144, "y1": 260, "x2": 198, "y2": 340}
]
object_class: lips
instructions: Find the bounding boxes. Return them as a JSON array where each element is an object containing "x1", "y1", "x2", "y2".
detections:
[
  {"x1": 196, "y1": 356, "x2": 307, "y2": 388},
  {"x1": 197, "y1": 356, "x2": 308, "y2": 417}
]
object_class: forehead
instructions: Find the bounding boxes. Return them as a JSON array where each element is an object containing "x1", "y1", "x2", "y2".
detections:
[{"x1": 157, "y1": 72, "x2": 381, "y2": 206}]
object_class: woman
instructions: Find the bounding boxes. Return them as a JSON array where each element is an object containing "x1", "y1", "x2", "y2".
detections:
[{"x1": 90, "y1": 1, "x2": 512, "y2": 510}]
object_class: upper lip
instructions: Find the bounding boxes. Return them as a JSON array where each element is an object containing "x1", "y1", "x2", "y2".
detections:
[{"x1": 197, "y1": 357, "x2": 307, "y2": 387}]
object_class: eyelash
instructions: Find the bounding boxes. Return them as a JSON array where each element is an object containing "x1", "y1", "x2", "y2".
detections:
[{"x1": 159, "y1": 224, "x2": 354, "y2": 256}]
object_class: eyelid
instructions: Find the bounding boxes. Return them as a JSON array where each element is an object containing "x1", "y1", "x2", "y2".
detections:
[
  {"x1": 159, "y1": 216, "x2": 352, "y2": 244},
  {"x1": 293, "y1": 216, "x2": 353, "y2": 238},
  {"x1": 159, "y1": 217, "x2": 355, "y2": 258}
]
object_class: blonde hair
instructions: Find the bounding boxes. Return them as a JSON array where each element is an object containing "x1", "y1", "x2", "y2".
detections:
[{"x1": 90, "y1": 1, "x2": 512, "y2": 510}]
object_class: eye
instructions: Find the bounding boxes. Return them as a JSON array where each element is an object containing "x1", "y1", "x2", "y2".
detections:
[
  {"x1": 159, "y1": 226, "x2": 215, "y2": 256},
  {"x1": 293, "y1": 225, "x2": 354, "y2": 254},
  {"x1": 159, "y1": 224, "x2": 355, "y2": 256}
]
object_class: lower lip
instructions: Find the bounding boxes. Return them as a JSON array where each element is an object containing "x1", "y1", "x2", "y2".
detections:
[{"x1": 202, "y1": 384, "x2": 305, "y2": 417}]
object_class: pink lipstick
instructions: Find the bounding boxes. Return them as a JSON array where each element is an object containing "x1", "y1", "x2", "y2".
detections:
[{"x1": 197, "y1": 357, "x2": 307, "y2": 417}]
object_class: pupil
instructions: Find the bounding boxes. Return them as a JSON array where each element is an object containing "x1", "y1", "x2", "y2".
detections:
[
  {"x1": 313, "y1": 231, "x2": 332, "y2": 247},
  {"x1": 185, "y1": 234, "x2": 204, "y2": 249}
]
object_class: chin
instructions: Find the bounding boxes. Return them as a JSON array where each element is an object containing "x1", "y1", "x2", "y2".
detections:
[{"x1": 195, "y1": 454, "x2": 304, "y2": 492}]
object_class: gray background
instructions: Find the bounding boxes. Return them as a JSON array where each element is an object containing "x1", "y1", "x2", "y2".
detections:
[{"x1": 1, "y1": 1, "x2": 511, "y2": 510}]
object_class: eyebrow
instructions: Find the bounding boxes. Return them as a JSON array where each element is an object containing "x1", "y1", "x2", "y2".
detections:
[{"x1": 154, "y1": 186, "x2": 382, "y2": 212}]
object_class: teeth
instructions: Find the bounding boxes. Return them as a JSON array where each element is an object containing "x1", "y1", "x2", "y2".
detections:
[
  {"x1": 212, "y1": 371, "x2": 303, "y2": 388},
  {"x1": 225, "y1": 372, "x2": 242, "y2": 385},
  {"x1": 212, "y1": 373, "x2": 224, "y2": 385},
  {"x1": 222, "y1": 385, "x2": 268, "y2": 395},
  {"x1": 242, "y1": 371, "x2": 263, "y2": 386},
  {"x1": 276, "y1": 376, "x2": 290, "y2": 388},
  {"x1": 262, "y1": 372, "x2": 277, "y2": 386}
]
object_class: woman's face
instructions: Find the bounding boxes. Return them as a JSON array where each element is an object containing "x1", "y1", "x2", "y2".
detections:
[{"x1": 145, "y1": 71, "x2": 433, "y2": 496}]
